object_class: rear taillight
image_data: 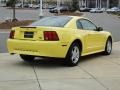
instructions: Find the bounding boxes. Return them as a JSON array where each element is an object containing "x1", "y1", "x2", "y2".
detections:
[
  {"x1": 9, "y1": 31, "x2": 15, "y2": 39},
  {"x1": 44, "y1": 31, "x2": 59, "y2": 41}
]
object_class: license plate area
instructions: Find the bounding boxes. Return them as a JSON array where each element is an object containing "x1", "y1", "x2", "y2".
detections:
[{"x1": 24, "y1": 32, "x2": 34, "y2": 38}]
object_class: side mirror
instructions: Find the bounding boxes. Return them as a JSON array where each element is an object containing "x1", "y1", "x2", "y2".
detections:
[{"x1": 96, "y1": 27, "x2": 103, "y2": 31}]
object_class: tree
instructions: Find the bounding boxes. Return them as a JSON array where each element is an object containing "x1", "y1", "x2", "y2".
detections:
[
  {"x1": 119, "y1": 0, "x2": 120, "y2": 8},
  {"x1": 6, "y1": 0, "x2": 18, "y2": 21},
  {"x1": 72, "y1": 0, "x2": 79, "y2": 11}
]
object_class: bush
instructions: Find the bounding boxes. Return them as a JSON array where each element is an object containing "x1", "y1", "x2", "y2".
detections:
[
  {"x1": 72, "y1": 0, "x2": 79, "y2": 11},
  {"x1": 6, "y1": 0, "x2": 17, "y2": 7}
]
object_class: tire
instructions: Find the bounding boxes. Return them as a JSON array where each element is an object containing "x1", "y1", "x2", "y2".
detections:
[
  {"x1": 20, "y1": 54, "x2": 35, "y2": 62},
  {"x1": 65, "y1": 43, "x2": 81, "y2": 66},
  {"x1": 104, "y1": 38, "x2": 112, "y2": 55}
]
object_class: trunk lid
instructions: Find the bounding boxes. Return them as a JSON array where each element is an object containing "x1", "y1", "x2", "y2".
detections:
[{"x1": 14, "y1": 26, "x2": 53, "y2": 41}]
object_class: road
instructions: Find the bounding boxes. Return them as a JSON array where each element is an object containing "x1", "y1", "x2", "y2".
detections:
[
  {"x1": 83, "y1": 12, "x2": 120, "y2": 42},
  {"x1": 0, "y1": 8, "x2": 120, "y2": 90},
  {"x1": 0, "y1": 7, "x2": 53, "y2": 22},
  {"x1": 0, "y1": 12, "x2": 120, "y2": 53}
]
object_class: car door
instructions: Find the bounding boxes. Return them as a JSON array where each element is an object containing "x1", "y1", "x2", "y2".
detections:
[{"x1": 78, "y1": 19, "x2": 105, "y2": 54}]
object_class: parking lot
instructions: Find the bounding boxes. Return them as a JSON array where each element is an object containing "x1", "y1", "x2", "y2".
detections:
[
  {"x1": 0, "y1": 7, "x2": 120, "y2": 90},
  {"x1": 0, "y1": 42, "x2": 120, "y2": 90},
  {"x1": 0, "y1": 7, "x2": 53, "y2": 22}
]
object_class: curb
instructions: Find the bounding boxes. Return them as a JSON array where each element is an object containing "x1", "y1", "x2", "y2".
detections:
[
  {"x1": 0, "y1": 31, "x2": 10, "y2": 33},
  {"x1": 0, "y1": 29, "x2": 10, "y2": 33}
]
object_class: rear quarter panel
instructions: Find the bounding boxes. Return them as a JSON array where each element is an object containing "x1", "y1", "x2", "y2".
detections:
[{"x1": 55, "y1": 28, "x2": 86, "y2": 55}]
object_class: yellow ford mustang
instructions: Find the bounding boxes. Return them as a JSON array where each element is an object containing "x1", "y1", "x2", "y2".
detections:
[{"x1": 7, "y1": 16, "x2": 112, "y2": 66}]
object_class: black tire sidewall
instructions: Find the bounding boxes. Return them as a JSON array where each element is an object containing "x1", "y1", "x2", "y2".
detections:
[
  {"x1": 65, "y1": 43, "x2": 81, "y2": 66},
  {"x1": 20, "y1": 54, "x2": 35, "y2": 62},
  {"x1": 105, "y1": 39, "x2": 112, "y2": 55}
]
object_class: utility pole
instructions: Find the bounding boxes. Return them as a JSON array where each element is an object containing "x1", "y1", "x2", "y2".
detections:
[
  {"x1": 96, "y1": 0, "x2": 98, "y2": 8},
  {"x1": 57, "y1": 0, "x2": 60, "y2": 14},
  {"x1": 119, "y1": 0, "x2": 120, "y2": 8},
  {"x1": 84, "y1": 0, "x2": 87, "y2": 8},
  {"x1": 12, "y1": 0, "x2": 17, "y2": 21},
  {"x1": 22, "y1": 0, "x2": 24, "y2": 8},
  {"x1": 107, "y1": 0, "x2": 109, "y2": 9},
  {"x1": 82, "y1": 0, "x2": 84, "y2": 7},
  {"x1": 100, "y1": 0, "x2": 102, "y2": 8},
  {"x1": 39, "y1": 0, "x2": 43, "y2": 18}
]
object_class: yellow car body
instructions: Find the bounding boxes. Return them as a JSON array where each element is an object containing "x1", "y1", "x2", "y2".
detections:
[{"x1": 7, "y1": 16, "x2": 112, "y2": 59}]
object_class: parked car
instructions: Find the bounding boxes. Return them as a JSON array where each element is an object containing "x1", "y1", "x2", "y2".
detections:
[
  {"x1": 90, "y1": 8, "x2": 103, "y2": 13},
  {"x1": 32, "y1": 4, "x2": 40, "y2": 9},
  {"x1": 106, "y1": 7, "x2": 120, "y2": 13},
  {"x1": 100, "y1": 8, "x2": 106, "y2": 12},
  {"x1": 15, "y1": 3, "x2": 22, "y2": 8},
  {"x1": 7, "y1": 16, "x2": 112, "y2": 66},
  {"x1": 23, "y1": 4, "x2": 29, "y2": 8},
  {"x1": 48, "y1": 5, "x2": 56, "y2": 9},
  {"x1": 49, "y1": 6, "x2": 69, "y2": 13},
  {"x1": 28, "y1": 4, "x2": 33, "y2": 8},
  {"x1": 80, "y1": 8, "x2": 91, "y2": 12}
]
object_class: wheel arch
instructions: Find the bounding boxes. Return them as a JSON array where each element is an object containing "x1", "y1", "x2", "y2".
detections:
[
  {"x1": 66, "y1": 39, "x2": 83, "y2": 57},
  {"x1": 105, "y1": 35, "x2": 113, "y2": 45},
  {"x1": 107, "y1": 36, "x2": 112, "y2": 43},
  {"x1": 71, "y1": 39, "x2": 83, "y2": 51},
  {"x1": 104, "y1": 35, "x2": 113, "y2": 55},
  {"x1": 104, "y1": 35, "x2": 113, "y2": 50}
]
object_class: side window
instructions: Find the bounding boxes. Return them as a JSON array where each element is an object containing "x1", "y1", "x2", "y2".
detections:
[
  {"x1": 80, "y1": 19, "x2": 96, "y2": 30},
  {"x1": 76, "y1": 20, "x2": 83, "y2": 29}
]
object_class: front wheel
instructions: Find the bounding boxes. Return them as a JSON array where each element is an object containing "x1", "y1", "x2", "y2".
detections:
[
  {"x1": 65, "y1": 43, "x2": 81, "y2": 66},
  {"x1": 104, "y1": 38, "x2": 112, "y2": 55},
  {"x1": 20, "y1": 54, "x2": 35, "y2": 62}
]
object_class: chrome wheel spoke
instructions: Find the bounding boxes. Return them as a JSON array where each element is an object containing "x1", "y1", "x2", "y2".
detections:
[
  {"x1": 107, "y1": 41, "x2": 112, "y2": 53},
  {"x1": 71, "y1": 46, "x2": 80, "y2": 63}
]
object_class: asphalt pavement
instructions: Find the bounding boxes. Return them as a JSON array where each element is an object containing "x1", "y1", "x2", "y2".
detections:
[
  {"x1": 0, "y1": 7, "x2": 120, "y2": 90},
  {"x1": 0, "y1": 7, "x2": 53, "y2": 22},
  {"x1": 0, "y1": 12, "x2": 120, "y2": 53},
  {"x1": 0, "y1": 8, "x2": 120, "y2": 53},
  {"x1": 83, "y1": 12, "x2": 120, "y2": 42}
]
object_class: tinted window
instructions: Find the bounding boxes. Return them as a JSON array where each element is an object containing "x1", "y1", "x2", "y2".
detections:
[
  {"x1": 29, "y1": 16, "x2": 72, "y2": 27},
  {"x1": 76, "y1": 20, "x2": 83, "y2": 29},
  {"x1": 80, "y1": 19, "x2": 96, "y2": 30}
]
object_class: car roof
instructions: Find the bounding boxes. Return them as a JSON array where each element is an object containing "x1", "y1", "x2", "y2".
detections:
[
  {"x1": 60, "y1": 15, "x2": 90, "y2": 29},
  {"x1": 45, "y1": 16, "x2": 88, "y2": 21},
  {"x1": 68, "y1": 15, "x2": 88, "y2": 20},
  {"x1": 55, "y1": 15, "x2": 86, "y2": 19}
]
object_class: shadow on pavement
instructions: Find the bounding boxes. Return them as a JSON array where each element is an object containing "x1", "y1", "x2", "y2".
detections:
[
  {"x1": 80, "y1": 53, "x2": 103, "y2": 63},
  {"x1": 14, "y1": 53, "x2": 104, "y2": 68}
]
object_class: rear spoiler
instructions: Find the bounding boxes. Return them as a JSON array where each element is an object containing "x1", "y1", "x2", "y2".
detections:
[{"x1": 20, "y1": 26, "x2": 36, "y2": 28}]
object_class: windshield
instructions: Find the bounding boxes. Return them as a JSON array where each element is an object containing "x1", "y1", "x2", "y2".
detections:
[{"x1": 29, "y1": 16, "x2": 72, "y2": 27}]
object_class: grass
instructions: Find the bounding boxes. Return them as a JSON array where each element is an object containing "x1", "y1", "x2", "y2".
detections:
[
  {"x1": 108, "y1": 12, "x2": 120, "y2": 16},
  {"x1": 0, "y1": 11, "x2": 83, "y2": 30},
  {"x1": 0, "y1": 20, "x2": 34, "y2": 29}
]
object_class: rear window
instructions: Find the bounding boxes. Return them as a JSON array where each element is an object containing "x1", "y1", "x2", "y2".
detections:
[{"x1": 29, "y1": 16, "x2": 72, "y2": 27}]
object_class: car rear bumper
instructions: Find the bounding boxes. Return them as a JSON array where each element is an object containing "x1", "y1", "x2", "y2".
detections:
[{"x1": 7, "y1": 39, "x2": 69, "y2": 58}]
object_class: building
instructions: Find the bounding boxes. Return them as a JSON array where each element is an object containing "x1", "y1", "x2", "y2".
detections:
[
  {"x1": 43, "y1": 0, "x2": 120, "y2": 8},
  {"x1": 79, "y1": 0, "x2": 119, "y2": 8},
  {"x1": 0, "y1": 0, "x2": 120, "y2": 8}
]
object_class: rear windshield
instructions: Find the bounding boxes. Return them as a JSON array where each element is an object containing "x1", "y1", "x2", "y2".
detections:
[{"x1": 29, "y1": 16, "x2": 72, "y2": 27}]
